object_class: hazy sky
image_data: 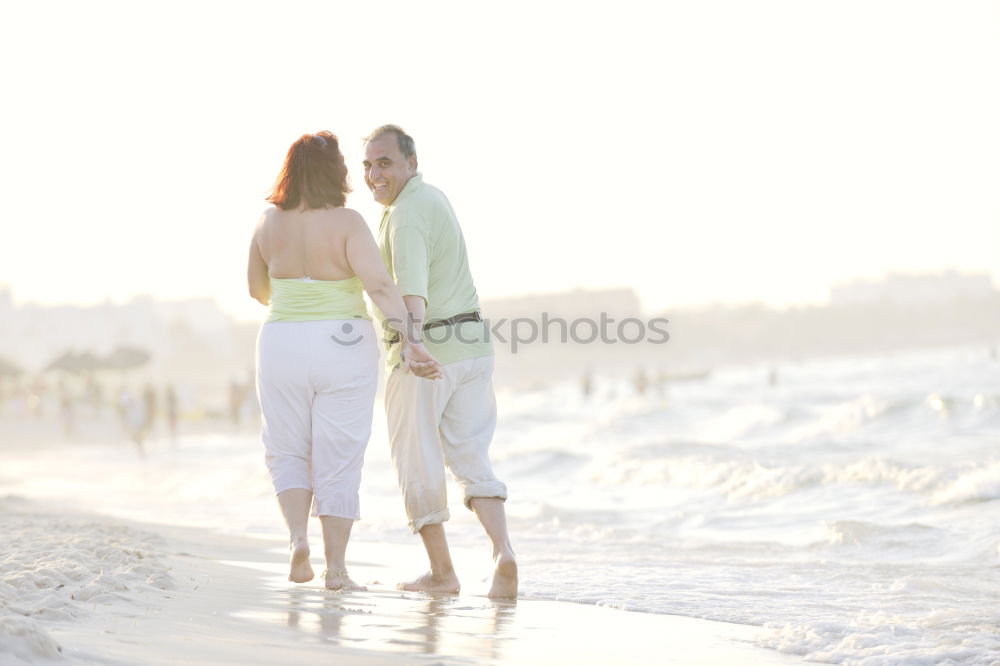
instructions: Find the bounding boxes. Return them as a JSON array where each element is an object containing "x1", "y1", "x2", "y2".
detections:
[{"x1": 2, "y1": 0, "x2": 997, "y2": 321}]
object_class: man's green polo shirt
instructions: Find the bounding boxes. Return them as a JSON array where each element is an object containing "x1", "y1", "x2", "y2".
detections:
[{"x1": 376, "y1": 173, "x2": 493, "y2": 369}]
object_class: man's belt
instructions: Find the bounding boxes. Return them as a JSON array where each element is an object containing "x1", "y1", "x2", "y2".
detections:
[{"x1": 387, "y1": 311, "x2": 483, "y2": 347}]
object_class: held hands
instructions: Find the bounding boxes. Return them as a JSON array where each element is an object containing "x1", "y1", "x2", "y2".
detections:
[{"x1": 401, "y1": 340, "x2": 443, "y2": 380}]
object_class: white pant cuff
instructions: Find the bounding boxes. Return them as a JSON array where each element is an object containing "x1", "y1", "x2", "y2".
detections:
[
  {"x1": 462, "y1": 481, "x2": 508, "y2": 510},
  {"x1": 409, "y1": 508, "x2": 451, "y2": 534}
]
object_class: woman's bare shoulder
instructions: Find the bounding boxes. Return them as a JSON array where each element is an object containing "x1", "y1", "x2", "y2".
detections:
[
  {"x1": 251, "y1": 207, "x2": 278, "y2": 239},
  {"x1": 255, "y1": 206, "x2": 280, "y2": 227},
  {"x1": 320, "y1": 206, "x2": 368, "y2": 230}
]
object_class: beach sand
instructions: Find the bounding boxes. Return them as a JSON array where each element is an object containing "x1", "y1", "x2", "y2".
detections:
[{"x1": 0, "y1": 497, "x2": 805, "y2": 665}]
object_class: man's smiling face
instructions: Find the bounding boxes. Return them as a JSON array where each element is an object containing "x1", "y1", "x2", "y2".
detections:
[{"x1": 363, "y1": 134, "x2": 416, "y2": 205}]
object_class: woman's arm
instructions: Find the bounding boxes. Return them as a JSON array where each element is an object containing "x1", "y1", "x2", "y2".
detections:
[{"x1": 247, "y1": 222, "x2": 270, "y2": 306}]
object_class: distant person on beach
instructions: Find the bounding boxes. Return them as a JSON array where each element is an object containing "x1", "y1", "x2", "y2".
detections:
[
  {"x1": 85, "y1": 376, "x2": 103, "y2": 417},
  {"x1": 249, "y1": 131, "x2": 440, "y2": 591},
  {"x1": 118, "y1": 387, "x2": 147, "y2": 454},
  {"x1": 633, "y1": 367, "x2": 648, "y2": 395},
  {"x1": 164, "y1": 383, "x2": 179, "y2": 443},
  {"x1": 57, "y1": 379, "x2": 75, "y2": 436},
  {"x1": 363, "y1": 125, "x2": 518, "y2": 598},
  {"x1": 142, "y1": 383, "x2": 157, "y2": 432},
  {"x1": 228, "y1": 379, "x2": 243, "y2": 427}
]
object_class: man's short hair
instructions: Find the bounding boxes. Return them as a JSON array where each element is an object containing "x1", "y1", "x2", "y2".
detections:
[{"x1": 365, "y1": 124, "x2": 417, "y2": 165}]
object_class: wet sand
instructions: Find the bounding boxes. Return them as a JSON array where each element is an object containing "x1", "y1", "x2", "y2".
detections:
[{"x1": 2, "y1": 499, "x2": 803, "y2": 665}]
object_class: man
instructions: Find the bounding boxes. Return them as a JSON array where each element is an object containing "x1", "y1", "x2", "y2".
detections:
[{"x1": 363, "y1": 124, "x2": 517, "y2": 598}]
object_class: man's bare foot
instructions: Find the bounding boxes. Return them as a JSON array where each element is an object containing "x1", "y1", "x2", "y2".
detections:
[
  {"x1": 397, "y1": 571, "x2": 460, "y2": 594},
  {"x1": 324, "y1": 568, "x2": 366, "y2": 592},
  {"x1": 488, "y1": 552, "x2": 518, "y2": 599},
  {"x1": 288, "y1": 540, "x2": 314, "y2": 584}
]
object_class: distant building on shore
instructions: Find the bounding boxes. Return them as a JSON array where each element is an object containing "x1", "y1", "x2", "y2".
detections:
[
  {"x1": 829, "y1": 270, "x2": 997, "y2": 307},
  {"x1": 482, "y1": 287, "x2": 644, "y2": 320},
  {"x1": 2, "y1": 272, "x2": 997, "y2": 392},
  {"x1": 0, "y1": 287, "x2": 247, "y2": 380}
]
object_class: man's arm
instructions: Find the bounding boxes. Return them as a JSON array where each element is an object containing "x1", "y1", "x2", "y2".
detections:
[
  {"x1": 403, "y1": 294, "x2": 443, "y2": 376},
  {"x1": 391, "y1": 225, "x2": 430, "y2": 320},
  {"x1": 386, "y1": 220, "x2": 437, "y2": 375},
  {"x1": 402, "y1": 295, "x2": 426, "y2": 335}
]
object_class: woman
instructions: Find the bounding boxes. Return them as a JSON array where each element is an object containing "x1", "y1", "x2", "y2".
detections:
[{"x1": 248, "y1": 131, "x2": 440, "y2": 591}]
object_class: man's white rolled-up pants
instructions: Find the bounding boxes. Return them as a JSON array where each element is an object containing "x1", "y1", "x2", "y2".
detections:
[
  {"x1": 385, "y1": 355, "x2": 507, "y2": 533},
  {"x1": 255, "y1": 319, "x2": 378, "y2": 520}
]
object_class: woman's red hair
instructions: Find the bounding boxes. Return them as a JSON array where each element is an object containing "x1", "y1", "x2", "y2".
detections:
[{"x1": 267, "y1": 131, "x2": 351, "y2": 210}]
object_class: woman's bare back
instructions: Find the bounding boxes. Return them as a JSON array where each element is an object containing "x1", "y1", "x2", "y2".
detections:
[{"x1": 256, "y1": 206, "x2": 359, "y2": 281}]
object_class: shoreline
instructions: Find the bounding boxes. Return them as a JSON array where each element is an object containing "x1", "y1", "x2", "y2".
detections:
[{"x1": 1, "y1": 498, "x2": 804, "y2": 665}]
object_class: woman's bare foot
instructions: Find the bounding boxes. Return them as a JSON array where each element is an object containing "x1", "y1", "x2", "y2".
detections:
[
  {"x1": 397, "y1": 570, "x2": 461, "y2": 594},
  {"x1": 288, "y1": 539, "x2": 314, "y2": 583},
  {"x1": 487, "y1": 551, "x2": 517, "y2": 599},
  {"x1": 324, "y1": 568, "x2": 366, "y2": 591}
]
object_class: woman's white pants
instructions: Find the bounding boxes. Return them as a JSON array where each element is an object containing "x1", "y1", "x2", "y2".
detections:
[{"x1": 255, "y1": 319, "x2": 378, "y2": 520}]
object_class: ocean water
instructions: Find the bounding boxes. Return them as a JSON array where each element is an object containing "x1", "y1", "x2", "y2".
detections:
[{"x1": 3, "y1": 345, "x2": 999, "y2": 665}]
